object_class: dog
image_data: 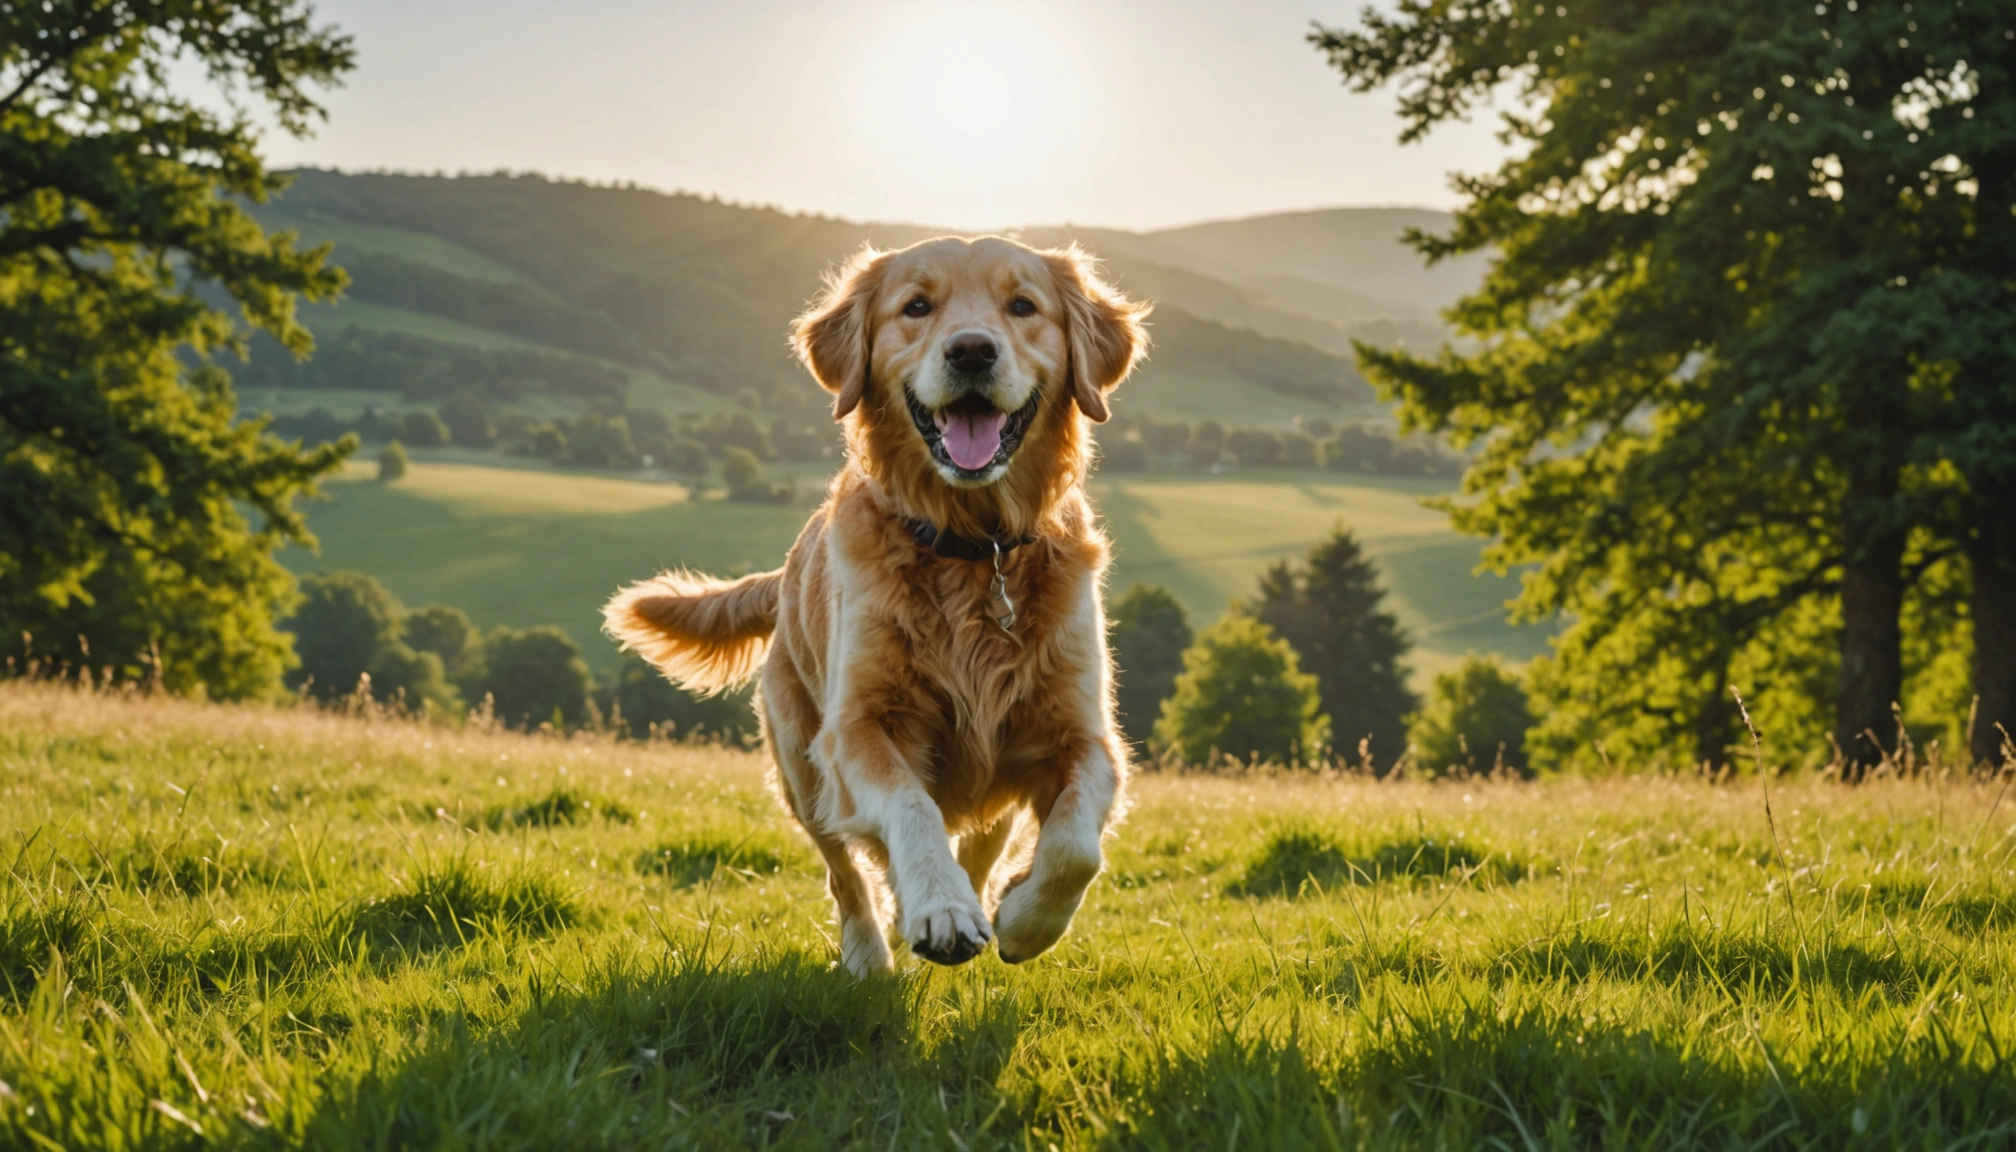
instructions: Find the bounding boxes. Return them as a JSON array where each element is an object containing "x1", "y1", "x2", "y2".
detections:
[{"x1": 603, "y1": 236, "x2": 1149, "y2": 976}]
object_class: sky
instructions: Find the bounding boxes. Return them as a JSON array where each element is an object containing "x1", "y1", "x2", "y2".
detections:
[{"x1": 262, "y1": 0, "x2": 1510, "y2": 233}]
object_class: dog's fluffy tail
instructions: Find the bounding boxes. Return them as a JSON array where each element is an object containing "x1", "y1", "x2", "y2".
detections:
[{"x1": 602, "y1": 568, "x2": 783, "y2": 694}]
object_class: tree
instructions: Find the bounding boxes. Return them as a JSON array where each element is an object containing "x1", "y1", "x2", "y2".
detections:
[
  {"x1": 603, "y1": 655, "x2": 759, "y2": 744},
  {"x1": 1247, "y1": 527, "x2": 1416, "y2": 771},
  {"x1": 286, "y1": 571, "x2": 453, "y2": 711},
  {"x1": 1108, "y1": 584, "x2": 1193, "y2": 749},
  {"x1": 0, "y1": 0, "x2": 356, "y2": 698},
  {"x1": 1409, "y1": 656, "x2": 1535, "y2": 779},
  {"x1": 404, "y1": 603, "x2": 485, "y2": 685},
  {"x1": 473, "y1": 625, "x2": 592, "y2": 729},
  {"x1": 1155, "y1": 615, "x2": 1329, "y2": 768},
  {"x1": 377, "y1": 440, "x2": 408, "y2": 482},
  {"x1": 438, "y1": 393, "x2": 494, "y2": 447},
  {"x1": 400, "y1": 410, "x2": 449, "y2": 448},
  {"x1": 1314, "y1": 0, "x2": 2013, "y2": 775}
]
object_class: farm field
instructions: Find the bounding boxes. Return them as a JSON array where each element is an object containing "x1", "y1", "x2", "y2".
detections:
[
  {"x1": 281, "y1": 458, "x2": 1547, "y2": 680},
  {"x1": 2, "y1": 680, "x2": 2012, "y2": 1149}
]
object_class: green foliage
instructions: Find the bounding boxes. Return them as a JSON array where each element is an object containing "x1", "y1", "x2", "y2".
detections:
[
  {"x1": 377, "y1": 439, "x2": 409, "y2": 481},
  {"x1": 473, "y1": 625, "x2": 593, "y2": 729},
  {"x1": 401, "y1": 410, "x2": 449, "y2": 448},
  {"x1": 604, "y1": 655, "x2": 759, "y2": 745},
  {"x1": 438, "y1": 392, "x2": 495, "y2": 447},
  {"x1": 244, "y1": 326, "x2": 629, "y2": 403},
  {"x1": 1408, "y1": 656, "x2": 1535, "y2": 778},
  {"x1": 1315, "y1": 0, "x2": 2016, "y2": 773},
  {"x1": 286, "y1": 571, "x2": 455, "y2": 712},
  {"x1": 722, "y1": 446, "x2": 789, "y2": 504},
  {"x1": 1107, "y1": 583, "x2": 1193, "y2": 749},
  {"x1": 1247, "y1": 526, "x2": 1416, "y2": 770},
  {"x1": 0, "y1": 0, "x2": 358, "y2": 699},
  {"x1": 1155, "y1": 615, "x2": 1329, "y2": 767},
  {"x1": 404, "y1": 603, "x2": 485, "y2": 684}
]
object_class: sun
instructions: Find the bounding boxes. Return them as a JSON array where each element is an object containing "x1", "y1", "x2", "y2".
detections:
[{"x1": 837, "y1": 2, "x2": 1100, "y2": 227}]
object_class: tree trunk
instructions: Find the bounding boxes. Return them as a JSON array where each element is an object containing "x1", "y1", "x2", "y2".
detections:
[
  {"x1": 1835, "y1": 527, "x2": 1906, "y2": 782},
  {"x1": 1694, "y1": 641, "x2": 1736, "y2": 772},
  {"x1": 1973, "y1": 497, "x2": 2016, "y2": 769}
]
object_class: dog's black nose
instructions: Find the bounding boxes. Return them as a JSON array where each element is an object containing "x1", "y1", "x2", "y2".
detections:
[{"x1": 944, "y1": 332, "x2": 998, "y2": 375}]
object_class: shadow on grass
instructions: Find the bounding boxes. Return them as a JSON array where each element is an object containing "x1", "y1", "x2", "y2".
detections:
[
  {"x1": 635, "y1": 831, "x2": 808, "y2": 888},
  {"x1": 1491, "y1": 922, "x2": 1929, "y2": 997},
  {"x1": 481, "y1": 787, "x2": 636, "y2": 830},
  {"x1": 1083, "y1": 994, "x2": 2016, "y2": 1150},
  {"x1": 1859, "y1": 876, "x2": 2016, "y2": 932},
  {"x1": 1227, "y1": 827, "x2": 1524, "y2": 898},
  {"x1": 349, "y1": 859, "x2": 580, "y2": 953},
  {"x1": 306, "y1": 946, "x2": 1027, "y2": 1149}
]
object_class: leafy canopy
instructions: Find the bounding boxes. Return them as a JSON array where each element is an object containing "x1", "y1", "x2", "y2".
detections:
[
  {"x1": 1, "y1": 0, "x2": 357, "y2": 696},
  {"x1": 1155, "y1": 615, "x2": 1330, "y2": 768},
  {"x1": 1314, "y1": 0, "x2": 2015, "y2": 769}
]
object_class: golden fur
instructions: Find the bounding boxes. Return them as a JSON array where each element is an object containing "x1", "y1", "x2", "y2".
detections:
[{"x1": 605, "y1": 236, "x2": 1148, "y2": 974}]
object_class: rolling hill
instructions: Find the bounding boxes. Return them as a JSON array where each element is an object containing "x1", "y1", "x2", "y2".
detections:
[{"x1": 241, "y1": 171, "x2": 1477, "y2": 430}]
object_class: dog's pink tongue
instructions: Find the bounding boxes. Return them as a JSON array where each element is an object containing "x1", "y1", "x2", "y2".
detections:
[{"x1": 936, "y1": 409, "x2": 1007, "y2": 470}]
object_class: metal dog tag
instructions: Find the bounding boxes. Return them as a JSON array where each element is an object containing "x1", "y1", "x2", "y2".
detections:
[{"x1": 987, "y1": 541, "x2": 1016, "y2": 632}]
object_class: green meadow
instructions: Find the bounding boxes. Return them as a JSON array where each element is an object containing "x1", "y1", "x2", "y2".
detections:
[
  {"x1": 281, "y1": 458, "x2": 1545, "y2": 681},
  {"x1": 3, "y1": 679, "x2": 2012, "y2": 1149}
]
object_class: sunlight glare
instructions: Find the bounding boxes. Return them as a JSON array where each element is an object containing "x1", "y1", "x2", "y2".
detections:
[{"x1": 838, "y1": 2, "x2": 1100, "y2": 226}]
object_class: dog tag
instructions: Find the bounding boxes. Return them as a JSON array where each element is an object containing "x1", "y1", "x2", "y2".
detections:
[{"x1": 987, "y1": 542, "x2": 1016, "y2": 632}]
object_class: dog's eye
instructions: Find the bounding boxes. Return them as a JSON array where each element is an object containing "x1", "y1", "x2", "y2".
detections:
[
  {"x1": 1009, "y1": 297, "x2": 1037, "y2": 317},
  {"x1": 903, "y1": 298, "x2": 932, "y2": 318}
]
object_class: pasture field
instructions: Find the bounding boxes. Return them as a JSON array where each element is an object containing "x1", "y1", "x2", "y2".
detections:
[
  {"x1": 2, "y1": 680, "x2": 2013, "y2": 1149},
  {"x1": 283, "y1": 459, "x2": 1546, "y2": 681}
]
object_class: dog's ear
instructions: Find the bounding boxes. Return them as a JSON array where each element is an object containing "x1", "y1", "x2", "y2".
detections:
[
  {"x1": 792, "y1": 247, "x2": 890, "y2": 420},
  {"x1": 1046, "y1": 247, "x2": 1150, "y2": 423}
]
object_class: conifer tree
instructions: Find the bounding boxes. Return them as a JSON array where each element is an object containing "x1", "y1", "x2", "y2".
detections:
[
  {"x1": 1315, "y1": 0, "x2": 2016, "y2": 774},
  {"x1": 1108, "y1": 583, "x2": 1193, "y2": 749},
  {"x1": 1247, "y1": 526, "x2": 1416, "y2": 771}
]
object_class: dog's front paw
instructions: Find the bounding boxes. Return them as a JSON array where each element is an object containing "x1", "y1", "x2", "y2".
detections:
[
  {"x1": 903, "y1": 890, "x2": 992, "y2": 966},
  {"x1": 992, "y1": 874, "x2": 1082, "y2": 964}
]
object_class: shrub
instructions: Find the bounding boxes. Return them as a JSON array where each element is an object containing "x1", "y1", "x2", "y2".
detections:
[
  {"x1": 471, "y1": 625, "x2": 593, "y2": 729},
  {"x1": 1408, "y1": 655, "x2": 1535, "y2": 777},
  {"x1": 604, "y1": 655, "x2": 759, "y2": 744},
  {"x1": 723, "y1": 446, "x2": 790, "y2": 503},
  {"x1": 377, "y1": 439, "x2": 408, "y2": 481},
  {"x1": 286, "y1": 571, "x2": 455, "y2": 711},
  {"x1": 438, "y1": 392, "x2": 494, "y2": 447},
  {"x1": 530, "y1": 424, "x2": 567, "y2": 461},
  {"x1": 1187, "y1": 419, "x2": 1225, "y2": 469},
  {"x1": 1155, "y1": 615, "x2": 1329, "y2": 767},
  {"x1": 1109, "y1": 584, "x2": 1193, "y2": 749},
  {"x1": 1225, "y1": 427, "x2": 1283, "y2": 466},
  {"x1": 404, "y1": 604, "x2": 485, "y2": 685},
  {"x1": 401, "y1": 410, "x2": 450, "y2": 448}
]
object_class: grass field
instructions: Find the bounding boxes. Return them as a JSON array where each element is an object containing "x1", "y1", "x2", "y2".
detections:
[
  {"x1": 3, "y1": 679, "x2": 2013, "y2": 1149},
  {"x1": 282, "y1": 459, "x2": 1547, "y2": 681}
]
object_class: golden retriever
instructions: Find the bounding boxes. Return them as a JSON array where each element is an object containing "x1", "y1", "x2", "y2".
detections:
[{"x1": 603, "y1": 236, "x2": 1148, "y2": 975}]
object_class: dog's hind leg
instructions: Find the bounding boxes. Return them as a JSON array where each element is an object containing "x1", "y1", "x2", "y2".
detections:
[
  {"x1": 810, "y1": 832, "x2": 893, "y2": 978},
  {"x1": 764, "y1": 670, "x2": 894, "y2": 978},
  {"x1": 955, "y1": 814, "x2": 1017, "y2": 908},
  {"x1": 993, "y1": 737, "x2": 1121, "y2": 964}
]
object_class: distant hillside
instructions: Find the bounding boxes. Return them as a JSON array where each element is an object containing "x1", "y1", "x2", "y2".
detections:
[
  {"x1": 245, "y1": 172, "x2": 1481, "y2": 429},
  {"x1": 1143, "y1": 207, "x2": 1489, "y2": 315}
]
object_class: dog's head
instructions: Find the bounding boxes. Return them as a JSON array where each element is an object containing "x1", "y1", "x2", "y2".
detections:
[{"x1": 793, "y1": 236, "x2": 1148, "y2": 531}]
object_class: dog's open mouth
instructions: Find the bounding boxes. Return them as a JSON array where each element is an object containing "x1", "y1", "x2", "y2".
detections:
[{"x1": 905, "y1": 388, "x2": 1039, "y2": 479}]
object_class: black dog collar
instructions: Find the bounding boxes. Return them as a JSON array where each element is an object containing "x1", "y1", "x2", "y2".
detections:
[{"x1": 905, "y1": 518, "x2": 1035, "y2": 563}]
